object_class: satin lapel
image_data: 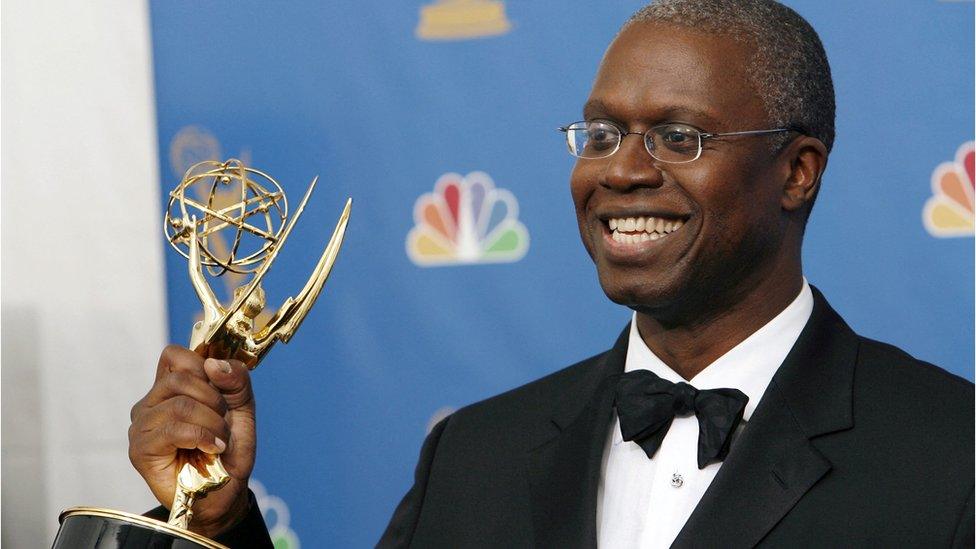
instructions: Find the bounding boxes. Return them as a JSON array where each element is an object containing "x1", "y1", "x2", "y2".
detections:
[
  {"x1": 525, "y1": 327, "x2": 628, "y2": 549},
  {"x1": 672, "y1": 288, "x2": 858, "y2": 549},
  {"x1": 671, "y1": 382, "x2": 831, "y2": 549}
]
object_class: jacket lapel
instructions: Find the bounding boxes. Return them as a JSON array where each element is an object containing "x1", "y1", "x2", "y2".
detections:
[
  {"x1": 525, "y1": 328, "x2": 628, "y2": 548},
  {"x1": 672, "y1": 288, "x2": 858, "y2": 548}
]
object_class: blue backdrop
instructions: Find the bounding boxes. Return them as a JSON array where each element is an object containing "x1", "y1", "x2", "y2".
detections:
[{"x1": 148, "y1": 1, "x2": 974, "y2": 546}]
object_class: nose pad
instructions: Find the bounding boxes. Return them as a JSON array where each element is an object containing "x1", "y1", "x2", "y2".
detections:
[{"x1": 602, "y1": 134, "x2": 664, "y2": 191}]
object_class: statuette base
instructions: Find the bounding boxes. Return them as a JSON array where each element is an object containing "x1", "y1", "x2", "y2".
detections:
[{"x1": 55, "y1": 507, "x2": 228, "y2": 549}]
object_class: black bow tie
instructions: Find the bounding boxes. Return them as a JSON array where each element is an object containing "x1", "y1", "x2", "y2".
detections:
[{"x1": 613, "y1": 369, "x2": 749, "y2": 469}]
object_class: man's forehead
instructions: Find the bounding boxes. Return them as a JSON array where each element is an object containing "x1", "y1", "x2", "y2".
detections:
[
  {"x1": 601, "y1": 22, "x2": 754, "y2": 80},
  {"x1": 585, "y1": 23, "x2": 763, "y2": 127}
]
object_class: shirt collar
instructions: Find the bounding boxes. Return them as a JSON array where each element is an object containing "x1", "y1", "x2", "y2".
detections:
[{"x1": 624, "y1": 279, "x2": 814, "y2": 423}]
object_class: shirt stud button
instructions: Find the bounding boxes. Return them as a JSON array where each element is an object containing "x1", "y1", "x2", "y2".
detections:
[{"x1": 671, "y1": 473, "x2": 684, "y2": 488}]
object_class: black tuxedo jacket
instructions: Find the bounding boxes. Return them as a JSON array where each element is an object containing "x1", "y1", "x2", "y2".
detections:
[{"x1": 376, "y1": 289, "x2": 974, "y2": 548}]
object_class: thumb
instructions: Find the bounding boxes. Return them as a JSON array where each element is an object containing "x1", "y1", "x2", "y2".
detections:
[{"x1": 203, "y1": 358, "x2": 254, "y2": 411}]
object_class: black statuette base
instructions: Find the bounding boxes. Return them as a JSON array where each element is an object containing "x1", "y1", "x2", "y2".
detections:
[{"x1": 54, "y1": 508, "x2": 227, "y2": 549}]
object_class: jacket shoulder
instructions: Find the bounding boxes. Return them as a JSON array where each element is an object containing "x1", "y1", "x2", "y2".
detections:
[
  {"x1": 851, "y1": 335, "x2": 973, "y2": 435},
  {"x1": 856, "y1": 336, "x2": 972, "y2": 399},
  {"x1": 448, "y1": 348, "x2": 610, "y2": 431}
]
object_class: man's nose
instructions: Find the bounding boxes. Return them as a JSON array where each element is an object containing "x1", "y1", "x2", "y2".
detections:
[{"x1": 602, "y1": 133, "x2": 664, "y2": 191}]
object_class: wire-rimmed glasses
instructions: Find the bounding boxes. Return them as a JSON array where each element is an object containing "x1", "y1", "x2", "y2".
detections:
[{"x1": 558, "y1": 120, "x2": 796, "y2": 164}]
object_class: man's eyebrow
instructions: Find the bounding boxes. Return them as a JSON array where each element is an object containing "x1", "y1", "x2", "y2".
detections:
[
  {"x1": 662, "y1": 106, "x2": 720, "y2": 125},
  {"x1": 581, "y1": 99, "x2": 721, "y2": 126},
  {"x1": 582, "y1": 99, "x2": 609, "y2": 119}
]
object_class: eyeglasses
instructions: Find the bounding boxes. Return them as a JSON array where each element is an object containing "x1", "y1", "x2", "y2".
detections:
[{"x1": 558, "y1": 120, "x2": 796, "y2": 164}]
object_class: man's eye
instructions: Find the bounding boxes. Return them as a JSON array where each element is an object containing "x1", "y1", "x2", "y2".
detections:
[
  {"x1": 662, "y1": 131, "x2": 689, "y2": 144},
  {"x1": 587, "y1": 124, "x2": 618, "y2": 149},
  {"x1": 657, "y1": 126, "x2": 699, "y2": 152}
]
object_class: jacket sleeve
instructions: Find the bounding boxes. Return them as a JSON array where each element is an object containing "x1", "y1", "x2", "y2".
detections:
[
  {"x1": 145, "y1": 490, "x2": 273, "y2": 548},
  {"x1": 376, "y1": 415, "x2": 451, "y2": 548},
  {"x1": 951, "y1": 487, "x2": 974, "y2": 549},
  {"x1": 212, "y1": 490, "x2": 273, "y2": 548}
]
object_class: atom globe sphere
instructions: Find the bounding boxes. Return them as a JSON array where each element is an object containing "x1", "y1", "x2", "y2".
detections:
[{"x1": 165, "y1": 159, "x2": 289, "y2": 276}]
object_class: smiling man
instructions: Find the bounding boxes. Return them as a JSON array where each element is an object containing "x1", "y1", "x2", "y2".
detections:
[
  {"x1": 566, "y1": 15, "x2": 826, "y2": 382},
  {"x1": 375, "y1": 3, "x2": 971, "y2": 545},
  {"x1": 129, "y1": 1, "x2": 973, "y2": 547}
]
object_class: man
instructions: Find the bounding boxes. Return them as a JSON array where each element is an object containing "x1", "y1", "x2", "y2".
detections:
[{"x1": 129, "y1": 1, "x2": 974, "y2": 547}]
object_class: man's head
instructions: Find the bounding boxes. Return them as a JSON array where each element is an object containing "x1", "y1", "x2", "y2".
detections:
[
  {"x1": 570, "y1": 0, "x2": 833, "y2": 324},
  {"x1": 627, "y1": 0, "x2": 835, "y2": 154}
]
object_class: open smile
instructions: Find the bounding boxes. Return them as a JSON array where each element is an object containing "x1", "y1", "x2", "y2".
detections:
[
  {"x1": 591, "y1": 210, "x2": 693, "y2": 263},
  {"x1": 606, "y1": 215, "x2": 686, "y2": 243}
]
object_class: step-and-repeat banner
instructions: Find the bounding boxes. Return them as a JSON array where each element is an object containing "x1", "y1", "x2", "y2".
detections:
[{"x1": 148, "y1": 1, "x2": 974, "y2": 545}]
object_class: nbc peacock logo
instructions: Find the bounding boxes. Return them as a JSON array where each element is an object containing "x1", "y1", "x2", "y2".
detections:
[
  {"x1": 251, "y1": 479, "x2": 301, "y2": 549},
  {"x1": 406, "y1": 171, "x2": 529, "y2": 266},
  {"x1": 923, "y1": 141, "x2": 974, "y2": 237}
]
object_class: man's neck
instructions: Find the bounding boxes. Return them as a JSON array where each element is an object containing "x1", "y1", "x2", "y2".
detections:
[{"x1": 634, "y1": 275, "x2": 805, "y2": 380}]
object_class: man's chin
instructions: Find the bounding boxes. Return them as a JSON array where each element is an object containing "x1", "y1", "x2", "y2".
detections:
[{"x1": 597, "y1": 274, "x2": 683, "y2": 313}]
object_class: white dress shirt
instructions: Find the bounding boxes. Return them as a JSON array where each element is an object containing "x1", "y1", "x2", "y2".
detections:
[{"x1": 597, "y1": 281, "x2": 814, "y2": 548}]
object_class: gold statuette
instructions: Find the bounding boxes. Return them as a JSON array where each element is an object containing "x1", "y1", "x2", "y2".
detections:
[
  {"x1": 53, "y1": 158, "x2": 348, "y2": 548},
  {"x1": 163, "y1": 158, "x2": 352, "y2": 530}
]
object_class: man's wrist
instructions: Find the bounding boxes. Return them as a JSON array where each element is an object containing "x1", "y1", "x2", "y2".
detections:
[
  {"x1": 190, "y1": 488, "x2": 252, "y2": 540},
  {"x1": 212, "y1": 490, "x2": 274, "y2": 548}
]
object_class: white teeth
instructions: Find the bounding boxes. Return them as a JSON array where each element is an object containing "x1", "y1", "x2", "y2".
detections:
[{"x1": 609, "y1": 215, "x2": 686, "y2": 243}]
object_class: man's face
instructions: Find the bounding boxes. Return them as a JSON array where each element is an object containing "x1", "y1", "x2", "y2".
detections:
[{"x1": 571, "y1": 22, "x2": 793, "y2": 321}]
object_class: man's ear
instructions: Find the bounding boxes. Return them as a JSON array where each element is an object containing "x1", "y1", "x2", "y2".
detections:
[{"x1": 781, "y1": 136, "x2": 828, "y2": 213}]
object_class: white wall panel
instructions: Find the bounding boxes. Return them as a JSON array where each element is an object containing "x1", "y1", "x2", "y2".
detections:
[{"x1": 1, "y1": 0, "x2": 165, "y2": 544}]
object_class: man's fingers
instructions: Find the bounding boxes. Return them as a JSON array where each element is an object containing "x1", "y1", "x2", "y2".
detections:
[
  {"x1": 139, "y1": 370, "x2": 227, "y2": 416},
  {"x1": 137, "y1": 395, "x2": 231, "y2": 443},
  {"x1": 136, "y1": 420, "x2": 228, "y2": 456},
  {"x1": 203, "y1": 358, "x2": 254, "y2": 410},
  {"x1": 163, "y1": 421, "x2": 227, "y2": 455},
  {"x1": 130, "y1": 395, "x2": 147, "y2": 422},
  {"x1": 155, "y1": 344, "x2": 208, "y2": 381}
]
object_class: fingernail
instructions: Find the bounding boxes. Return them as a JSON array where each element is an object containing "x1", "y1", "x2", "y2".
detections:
[
  {"x1": 214, "y1": 437, "x2": 227, "y2": 453},
  {"x1": 217, "y1": 360, "x2": 232, "y2": 374}
]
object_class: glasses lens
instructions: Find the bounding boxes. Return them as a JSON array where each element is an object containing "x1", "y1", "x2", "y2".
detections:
[
  {"x1": 565, "y1": 121, "x2": 620, "y2": 159},
  {"x1": 647, "y1": 124, "x2": 702, "y2": 163}
]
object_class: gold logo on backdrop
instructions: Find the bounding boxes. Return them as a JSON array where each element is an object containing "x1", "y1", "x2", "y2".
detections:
[{"x1": 416, "y1": 0, "x2": 512, "y2": 41}]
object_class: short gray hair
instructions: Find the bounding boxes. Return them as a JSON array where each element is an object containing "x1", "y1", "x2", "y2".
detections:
[{"x1": 627, "y1": 0, "x2": 835, "y2": 153}]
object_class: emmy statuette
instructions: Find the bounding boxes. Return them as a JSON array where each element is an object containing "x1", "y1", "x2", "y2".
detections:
[{"x1": 54, "y1": 159, "x2": 352, "y2": 548}]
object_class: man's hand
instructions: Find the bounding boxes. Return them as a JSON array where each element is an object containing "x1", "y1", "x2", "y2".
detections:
[{"x1": 129, "y1": 345, "x2": 256, "y2": 538}]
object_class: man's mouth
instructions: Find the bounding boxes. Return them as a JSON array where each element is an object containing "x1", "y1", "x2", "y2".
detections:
[{"x1": 606, "y1": 215, "x2": 685, "y2": 244}]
